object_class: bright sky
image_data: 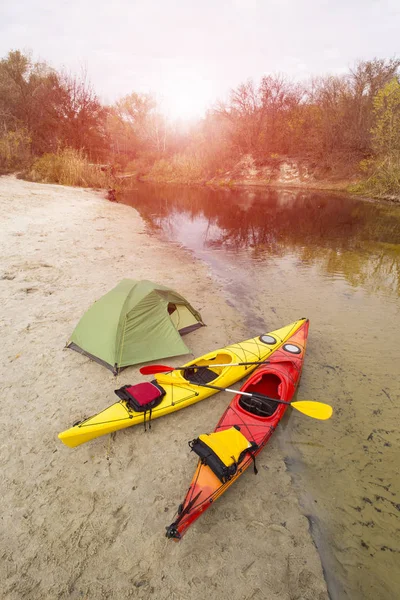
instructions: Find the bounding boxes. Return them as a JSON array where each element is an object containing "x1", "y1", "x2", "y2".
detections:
[{"x1": 1, "y1": 0, "x2": 399, "y2": 120}]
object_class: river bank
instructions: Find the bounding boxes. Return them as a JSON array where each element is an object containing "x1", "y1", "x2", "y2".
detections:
[
  {"x1": 137, "y1": 154, "x2": 399, "y2": 203},
  {"x1": 0, "y1": 175, "x2": 328, "y2": 600},
  {"x1": 12, "y1": 147, "x2": 398, "y2": 203}
]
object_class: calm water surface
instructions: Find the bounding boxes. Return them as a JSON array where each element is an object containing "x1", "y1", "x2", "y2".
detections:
[{"x1": 121, "y1": 184, "x2": 400, "y2": 600}]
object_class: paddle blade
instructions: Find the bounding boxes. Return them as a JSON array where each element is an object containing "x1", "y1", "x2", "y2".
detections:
[
  {"x1": 139, "y1": 365, "x2": 174, "y2": 375},
  {"x1": 291, "y1": 401, "x2": 333, "y2": 420}
]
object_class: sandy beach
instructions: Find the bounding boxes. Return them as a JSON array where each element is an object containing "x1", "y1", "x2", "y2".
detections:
[{"x1": 0, "y1": 175, "x2": 328, "y2": 600}]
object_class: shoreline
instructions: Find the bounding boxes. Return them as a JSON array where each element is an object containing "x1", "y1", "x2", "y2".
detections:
[
  {"x1": 136, "y1": 175, "x2": 399, "y2": 203},
  {"x1": 4, "y1": 168, "x2": 397, "y2": 203},
  {"x1": 0, "y1": 175, "x2": 328, "y2": 599}
]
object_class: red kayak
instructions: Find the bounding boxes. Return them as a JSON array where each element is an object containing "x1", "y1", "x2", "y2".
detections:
[{"x1": 166, "y1": 318, "x2": 309, "y2": 540}]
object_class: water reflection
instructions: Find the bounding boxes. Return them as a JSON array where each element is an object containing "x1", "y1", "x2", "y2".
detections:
[{"x1": 121, "y1": 184, "x2": 400, "y2": 299}]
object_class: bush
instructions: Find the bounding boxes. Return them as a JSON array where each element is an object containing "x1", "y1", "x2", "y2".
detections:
[
  {"x1": 350, "y1": 156, "x2": 400, "y2": 198},
  {"x1": 0, "y1": 128, "x2": 31, "y2": 173},
  {"x1": 122, "y1": 152, "x2": 161, "y2": 178},
  {"x1": 26, "y1": 148, "x2": 114, "y2": 187},
  {"x1": 146, "y1": 153, "x2": 205, "y2": 183}
]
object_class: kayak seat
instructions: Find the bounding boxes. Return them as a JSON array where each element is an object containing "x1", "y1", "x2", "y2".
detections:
[
  {"x1": 239, "y1": 373, "x2": 281, "y2": 417},
  {"x1": 239, "y1": 395, "x2": 277, "y2": 417},
  {"x1": 183, "y1": 367, "x2": 219, "y2": 385}
]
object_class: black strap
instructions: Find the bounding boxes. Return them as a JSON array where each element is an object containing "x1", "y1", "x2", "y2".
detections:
[
  {"x1": 250, "y1": 452, "x2": 258, "y2": 475},
  {"x1": 142, "y1": 407, "x2": 153, "y2": 432},
  {"x1": 249, "y1": 440, "x2": 258, "y2": 474},
  {"x1": 172, "y1": 491, "x2": 202, "y2": 527},
  {"x1": 238, "y1": 441, "x2": 258, "y2": 475}
]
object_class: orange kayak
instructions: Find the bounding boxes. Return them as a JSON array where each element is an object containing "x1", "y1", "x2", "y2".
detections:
[{"x1": 165, "y1": 318, "x2": 309, "y2": 540}]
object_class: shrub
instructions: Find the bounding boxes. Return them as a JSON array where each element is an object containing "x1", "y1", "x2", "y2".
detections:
[
  {"x1": 146, "y1": 153, "x2": 205, "y2": 183},
  {"x1": 0, "y1": 128, "x2": 31, "y2": 173},
  {"x1": 26, "y1": 148, "x2": 113, "y2": 187},
  {"x1": 350, "y1": 156, "x2": 400, "y2": 198}
]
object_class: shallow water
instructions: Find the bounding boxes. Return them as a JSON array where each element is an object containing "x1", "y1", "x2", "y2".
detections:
[{"x1": 121, "y1": 183, "x2": 400, "y2": 599}]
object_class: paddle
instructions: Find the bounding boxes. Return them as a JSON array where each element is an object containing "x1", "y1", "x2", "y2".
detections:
[
  {"x1": 140, "y1": 361, "x2": 269, "y2": 375},
  {"x1": 189, "y1": 381, "x2": 333, "y2": 421}
]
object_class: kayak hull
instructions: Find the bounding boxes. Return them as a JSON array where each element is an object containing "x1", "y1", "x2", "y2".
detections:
[
  {"x1": 166, "y1": 318, "x2": 309, "y2": 540},
  {"x1": 58, "y1": 318, "x2": 307, "y2": 448}
]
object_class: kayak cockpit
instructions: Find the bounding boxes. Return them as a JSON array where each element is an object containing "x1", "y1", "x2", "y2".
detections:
[
  {"x1": 239, "y1": 373, "x2": 282, "y2": 417},
  {"x1": 183, "y1": 367, "x2": 219, "y2": 384},
  {"x1": 182, "y1": 352, "x2": 232, "y2": 384}
]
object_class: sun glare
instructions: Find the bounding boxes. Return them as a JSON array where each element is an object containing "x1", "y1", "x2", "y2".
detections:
[{"x1": 161, "y1": 73, "x2": 215, "y2": 122}]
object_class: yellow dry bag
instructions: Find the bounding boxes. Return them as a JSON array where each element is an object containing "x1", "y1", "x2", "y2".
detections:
[{"x1": 189, "y1": 426, "x2": 258, "y2": 483}]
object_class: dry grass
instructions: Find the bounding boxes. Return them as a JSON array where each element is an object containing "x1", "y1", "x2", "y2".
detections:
[
  {"x1": 26, "y1": 148, "x2": 114, "y2": 188},
  {"x1": 146, "y1": 153, "x2": 205, "y2": 183},
  {"x1": 0, "y1": 128, "x2": 31, "y2": 173}
]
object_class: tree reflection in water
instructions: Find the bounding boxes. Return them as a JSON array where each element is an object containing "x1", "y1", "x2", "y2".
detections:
[{"x1": 121, "y1": 184, "x2": 400, "y2": 298}]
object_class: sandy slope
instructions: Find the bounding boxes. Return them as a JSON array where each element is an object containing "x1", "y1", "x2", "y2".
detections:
[{"x1": 0, "y1": 175, "x2": 328, "y2": 600}]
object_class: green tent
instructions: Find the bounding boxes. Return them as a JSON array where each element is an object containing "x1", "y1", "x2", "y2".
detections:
[{"x1": 68, "y1": 279, "x2": 204, "y2": 374}]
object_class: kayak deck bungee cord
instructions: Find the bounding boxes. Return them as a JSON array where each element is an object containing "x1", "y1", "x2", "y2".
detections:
[
  {"x1": 58, "y1": 318, "x2": 307, "y2": 448},
  {"x1": 166, "y1": 318, "x2": 310, "y2": 540}
]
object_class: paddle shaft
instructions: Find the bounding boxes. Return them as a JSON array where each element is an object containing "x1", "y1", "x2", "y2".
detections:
[
  {"x1": 192, "y1": 361, "x2": 269, "y2": 368},
  {"x1": 192, "y1": 381, "x2": 292, "y2": 406},
  {"x1": 140, "y1": 361, "x2": 270, "y2": 375},
  {"x1": 189, "y1": 381, "x2": 333, "y2": 420}
]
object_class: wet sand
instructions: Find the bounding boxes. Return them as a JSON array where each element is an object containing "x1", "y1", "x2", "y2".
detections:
[{"x1": 0, "y1": 175, "x2": 327, "y2": 600}]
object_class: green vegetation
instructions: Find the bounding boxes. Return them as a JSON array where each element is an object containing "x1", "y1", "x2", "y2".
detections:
[
  {"x1": 350, "y1": 78, "x2": 400, "y2": 197},
  {"x1": 350, "y1": 157, "x2": 400, "y2": 198},
  {"x1": 1, "y1": 49, "x2": 400, "y2": 198}
]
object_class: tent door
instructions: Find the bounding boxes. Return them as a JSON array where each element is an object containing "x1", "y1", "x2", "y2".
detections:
[{"x1": 168, "y1": 303, "x2": 201, "y2": 335}]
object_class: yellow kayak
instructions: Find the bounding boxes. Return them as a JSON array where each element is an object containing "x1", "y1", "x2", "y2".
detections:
[{"x1": 58, "y1": 318, "x2": 306, "y2": 448}]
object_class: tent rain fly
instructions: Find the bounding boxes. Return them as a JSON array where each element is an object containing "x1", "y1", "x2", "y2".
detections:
[{"x1": 68, "y1": 279, "x2": 204, "y2": 374}]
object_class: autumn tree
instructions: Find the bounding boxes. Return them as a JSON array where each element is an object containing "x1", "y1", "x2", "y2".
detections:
[
  {"x1": 347, "y1": 58, "x2": 400, "y2": 153},
  {"x1": 56, "y1": 70, "x2": 109, "y2": 158},
  {"x1": 214, "y1": 81, "x2": 264, "y2": 156},
  {"x1": 0, "y1": 50, "x2": 109, "y2": 159},
  {"x1": 351, "y1": 77, "x2": 400, "y2": 196},
  {"x1": 371, "y1": 78, "x2": 400, "y2": 159},
  {"x1": 258, "y1": 75, "x2": 304, "y2": 155},
  {"x1": 110, "y1": 92, "x2": 169, "y2": 159},
  {"x1": 0, "y1": 50, "x2": 61, "y2": 153}
]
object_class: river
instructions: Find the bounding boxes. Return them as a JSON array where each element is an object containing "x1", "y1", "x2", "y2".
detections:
[{"x1": 120, "y1": 183, "x2": 400, "y2": 600}]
